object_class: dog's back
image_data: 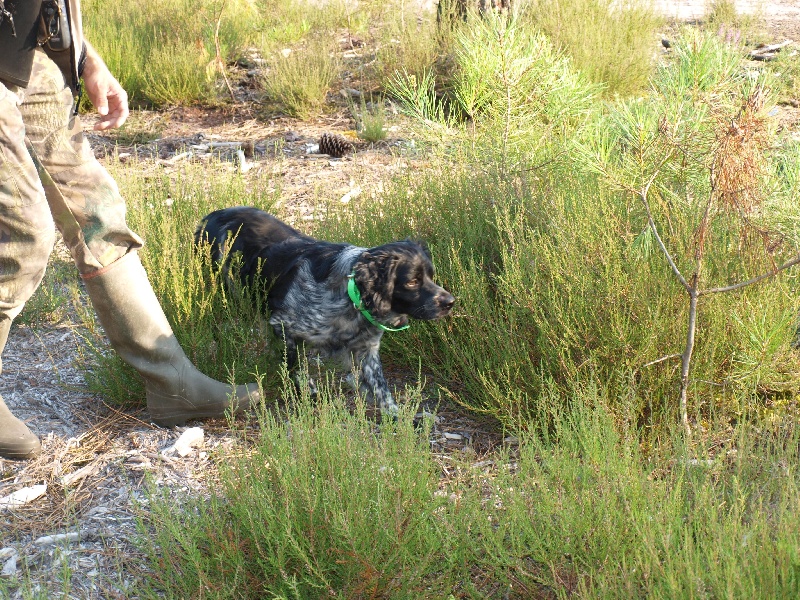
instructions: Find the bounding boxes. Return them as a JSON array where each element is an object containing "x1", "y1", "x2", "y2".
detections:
[
  {"x1": 196, "y1": 207, "x2": 317, "y2": 282},
  {"x1": 195, "y1": 206, "x2": 309, "y2": 260}
]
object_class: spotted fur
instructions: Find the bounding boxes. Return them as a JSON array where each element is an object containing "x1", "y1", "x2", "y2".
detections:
[{"x1": 195, "y1": 206, "x2": 455, "y2": 414}]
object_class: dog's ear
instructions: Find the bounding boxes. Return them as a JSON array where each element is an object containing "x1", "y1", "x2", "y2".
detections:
[
  {"x1": 353, "y1": 249, "x2": 399, "y2": 318},
  {"x1": 410, "y1": 238, "x2": 432, "y2": 260}
]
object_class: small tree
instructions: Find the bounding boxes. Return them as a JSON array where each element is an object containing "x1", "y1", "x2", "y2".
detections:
[
  {"x1": 579, "y1": 32, "x2": 800, "y2": 436},
  {"x1": 389, "y1": 10, "x2": 599, "y2": 178}
]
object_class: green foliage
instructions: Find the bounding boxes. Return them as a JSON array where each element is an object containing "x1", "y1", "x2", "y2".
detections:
[
  {"x1": 351, "y1": 95, "x2": 388, "y2": 142},
  {"x1": 253, "y1": 0, "x2": 361, "y2": 49},
  {"x1": 370, "y1": 1, "x2": 447, "y2": 89},
  {"x1": 494, "y1": 390, "x2": 800, "y2": 597},
  {"x1": 524, "y1": 0, "x2": 662, "y2": 96},
  {"x1": 261, "y1": 36, "x2": 340, "y2": 119},
  {"x1": 138, "y1": 384, "x2": 800, "y2": 598},
  {"x1": 17, "y1": 255, "x2": 78, "y2": 326},
  {"x1": 82, "y1": 0, "x2": 259, "y2": 107},
  {"x1": 139, "y1": 381, "x2": 476, "y2": 598},
  {"x1": 341, "y1": 28, "x2": 800, "y2": 430},
  {"x1": 769, "y1": 48, "x2": 800, "y2": 105},
  {"x1": 389, "y1": 12, "x2": 599, "y2": 175}
]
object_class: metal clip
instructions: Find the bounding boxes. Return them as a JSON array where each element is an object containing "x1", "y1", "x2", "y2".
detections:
[
  {"x1": 0, "y1": 0, "x2": 17, "y2": 37},
  {"x1": 38, "y1": 0, "x2": 61, "y2": 46}
]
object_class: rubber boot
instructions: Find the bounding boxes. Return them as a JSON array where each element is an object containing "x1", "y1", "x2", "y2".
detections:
[
  {"x1": 0, "y1": 316, "x2": 41, "y2": 459},
  {"x1": 82, "y1": 252, "x2": 260, "y2": 426}
]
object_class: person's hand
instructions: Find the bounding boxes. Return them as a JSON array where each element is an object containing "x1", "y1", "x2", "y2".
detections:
[{"x1": 81, "y1": 43, "x2": 129, "y2": 130}]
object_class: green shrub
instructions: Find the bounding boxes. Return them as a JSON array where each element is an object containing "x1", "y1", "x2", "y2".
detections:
[
  {"x1": 139, "y1": 381, "x2": 477, "y2": 598},
  {"x1": 336, "y1": 29, "x2": 800, "y2": 431},
  {"x1": 262, "y1": 36, "x2": 340, "y2": 118},
  {"x1": 524, "y1": 0, "x2": 662, "y2": 96},
  {"x1": 490, "y1": 388, "x2": 800, "y2": 597},
  {"x1": 137, "y1": 381, "x2": 800, "y2": 598},
  {"x1": 82, "y1": 0, "x2": 259, "y2": 107},
  {"x1": 389, "y1": 11, "x2": 599, "y2": 174},
  {"x1": 352, "y1": 95, "x2": 388, "y2": 142}
]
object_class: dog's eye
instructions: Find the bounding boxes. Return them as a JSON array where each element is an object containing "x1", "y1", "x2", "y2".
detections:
[{"x1": 405, "y1": 278, "x2": 421, "y2": 289}]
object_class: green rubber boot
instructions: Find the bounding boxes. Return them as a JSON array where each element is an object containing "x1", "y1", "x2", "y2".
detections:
[
  {"x1": 82, "y1": 252, "x2": 261, "y2": 426},
  {"x1": 0, "y1": 316, "x2": 41, "y2": 460}
]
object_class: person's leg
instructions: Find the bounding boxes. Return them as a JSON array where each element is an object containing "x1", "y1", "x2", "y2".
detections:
[
  {"x1": 18, "y1": 51, "x2": 260, "y2": 426},
  {"x1": 0, "y1": 77, "x2": 58, "y2": 459},
  {"x1": 0, "y1": 314, "x2": 42, "y2": 458}
]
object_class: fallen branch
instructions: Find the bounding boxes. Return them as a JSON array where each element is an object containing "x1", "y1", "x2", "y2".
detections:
[{"x1": 750, "y1": 40, "x2": 793, "y2": 61}]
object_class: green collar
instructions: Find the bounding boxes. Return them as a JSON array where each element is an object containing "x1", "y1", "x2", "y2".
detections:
[{"x1": 347, "y1": 271, "x2": 409, "y2": 332}]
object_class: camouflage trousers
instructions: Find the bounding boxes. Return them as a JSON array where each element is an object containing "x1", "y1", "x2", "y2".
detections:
[{"x1": 0, "y1": 50, "x2": 143, "y2": 320}]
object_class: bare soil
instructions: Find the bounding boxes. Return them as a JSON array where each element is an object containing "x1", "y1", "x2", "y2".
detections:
[{"x1": 1, "y1": 4, "x2": 799, "y2": 597}]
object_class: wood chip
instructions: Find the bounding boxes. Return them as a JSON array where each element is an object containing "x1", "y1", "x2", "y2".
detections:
[
  {"x1": 0, "y1": 484, "x2": 47, "y2": 509},
  {"x1": 60, "y1": 461, "x2": 103, "y2": 488}
]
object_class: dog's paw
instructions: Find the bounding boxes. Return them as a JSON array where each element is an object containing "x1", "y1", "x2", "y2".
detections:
[
  {"x1": 292, "y1": 373, "x2": 319, "y2": 400},
  {"x1": 412, "y1": 410, "x2": 436, "y2": 431},
  {"x1": 380, "y1": 403, "x2": 400, "y2": 423}
]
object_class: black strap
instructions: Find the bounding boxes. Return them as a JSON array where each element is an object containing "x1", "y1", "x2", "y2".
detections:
[{"x1": 0, "y1": 0, "x2": 43, "y2": 87}]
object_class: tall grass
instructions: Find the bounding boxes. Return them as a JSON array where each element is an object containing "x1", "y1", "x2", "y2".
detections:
[
  {"x1": 83, "y1": 0, "x2": 361, "y2": 109},
  {"x1": 254, "y1": 0, "x2": 364, "y2": 49},
  {"x1": 497, "y1": 386, "x2": 800, "y2": 598},
  {"x1": 82, "y1": 0, "x2": 259, "y2": 107},
  {"x1": 139, "y1": 379, "x2": 477, "y2": 598},
  {"x1": 137, "y1": 380, "x2": 800, "y2": 598},
  {"x1": 261, "y1": 36, "x2": 341, "y2": 119},
  {"x1": 80, "y1": 0, "x2": 665, "y2": 113},
  {"x1": 327, "y1": 25, "x2": 800, "y2": 430},
  {"x1": 523, "y1": 0, "x2": 662, "y2": 96},
  {"x1": 369, "y1": 0, "x2": 447, "y2": 88}
]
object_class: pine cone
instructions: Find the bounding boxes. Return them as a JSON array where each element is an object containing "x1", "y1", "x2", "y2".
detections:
[{"x1": 319, "y1": 133, "x2": 354, "y2": 158}]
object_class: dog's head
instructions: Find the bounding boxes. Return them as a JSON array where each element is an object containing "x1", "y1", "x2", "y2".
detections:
[{"x1": 353, "y1": 241, "x2": 455, "y2": 324}]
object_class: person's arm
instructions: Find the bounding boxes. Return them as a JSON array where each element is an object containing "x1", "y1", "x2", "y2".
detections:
[{"x1": 80, "y1": 42, "x2": 128, "y2": 130}]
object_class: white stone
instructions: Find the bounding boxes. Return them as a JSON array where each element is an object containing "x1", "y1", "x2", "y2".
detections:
[
  {"x1": 33, "y1": 532, "x2": 81, "y2": 547},
  {"x1": 172, "y1": 427, "x2": 205, "y2": 457},
  {"x1": 1, "y1": 553, "x2": 16, "y2": 578}
]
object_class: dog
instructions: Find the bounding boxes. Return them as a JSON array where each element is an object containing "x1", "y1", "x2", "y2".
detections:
[{"x1": 194, "y1": 206, "x2": 455, "y2": 415}]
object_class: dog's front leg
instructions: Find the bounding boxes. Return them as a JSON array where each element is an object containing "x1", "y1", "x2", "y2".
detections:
[
  {"x1": 355, "y1": 349, "x2": 399, "y2": 418},
  {"x1": 283, "y1": 337, "x2": 319, "y2": 398}
]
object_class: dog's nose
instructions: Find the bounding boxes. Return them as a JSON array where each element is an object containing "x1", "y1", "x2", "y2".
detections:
[{"x1": 437, "y1": 292, "x2": 455, "y2": 311}]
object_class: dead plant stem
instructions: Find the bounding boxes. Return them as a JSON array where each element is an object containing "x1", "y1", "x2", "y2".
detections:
[{"x1": 214, "y1": 0, "x2": 236, "y2": 104}]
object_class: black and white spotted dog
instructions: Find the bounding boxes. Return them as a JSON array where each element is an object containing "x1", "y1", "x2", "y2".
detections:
[{"x1": 194, "y1": 206, "x2": 455, "y2": 415}]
